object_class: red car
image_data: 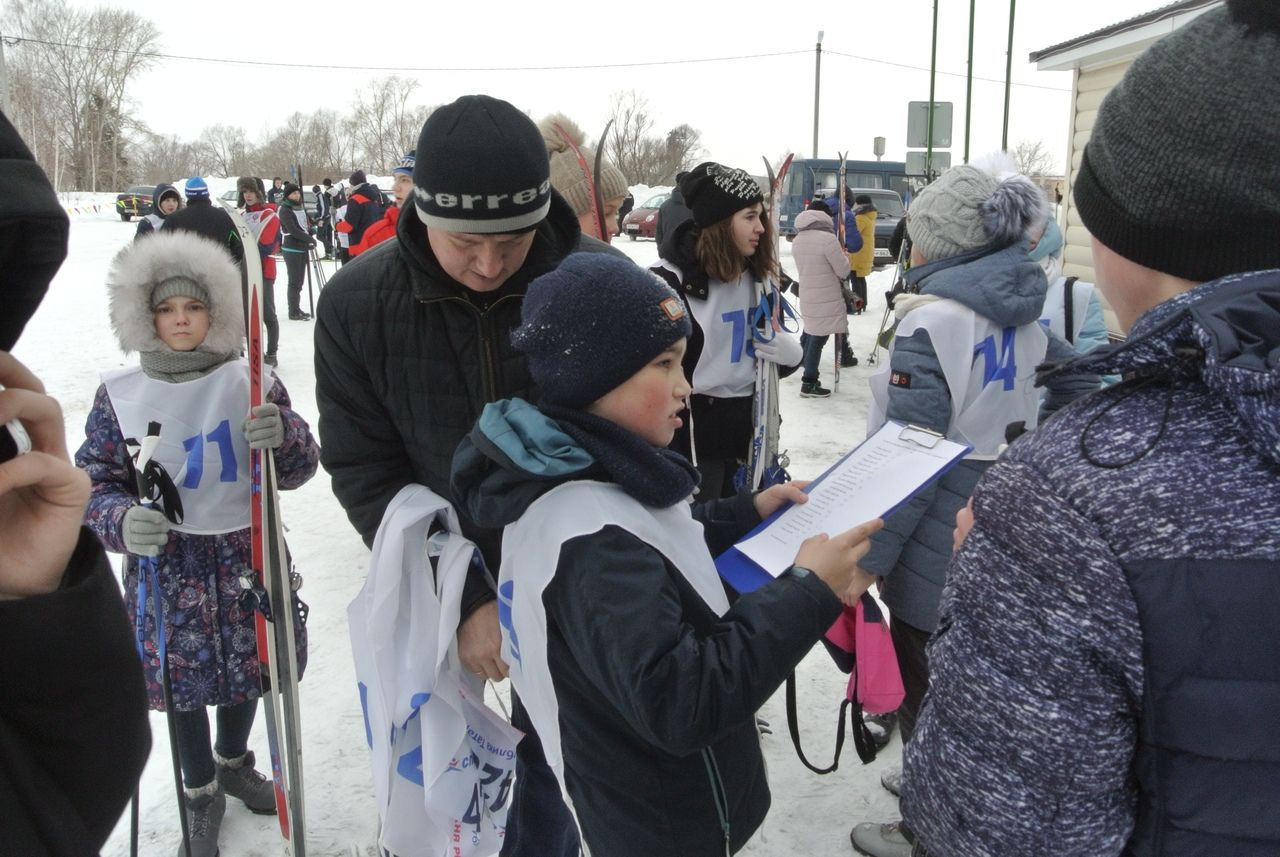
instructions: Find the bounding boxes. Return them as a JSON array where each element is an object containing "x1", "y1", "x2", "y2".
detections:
[{"x1": 620, "y1": 191, "x2": 670, "y2": 240}]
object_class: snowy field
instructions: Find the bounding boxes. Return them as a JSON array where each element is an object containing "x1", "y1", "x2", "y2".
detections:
[{"x1": 16, "y1": 197, "x2": 905, "y2": 857}]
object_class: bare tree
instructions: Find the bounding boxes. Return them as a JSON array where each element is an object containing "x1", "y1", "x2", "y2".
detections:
[
  {"x1": 1012, "y1": 139, "x2": 1056, "y2": 178},
  {"x1": 197, "y1": 124, "x2": 252, "y2": 178},
  {"x1": 348, "y1": 76, "x2": 425, "y2": 173},
  {"x1": 5, "y1": 0, "x2": 158, "y2": 190},
  {"x1": 135, "y1": 131, "x2": 200, "y2": 183},
  {"x1": 607, "y1": 90, "x2": 655, "y2": 185}
]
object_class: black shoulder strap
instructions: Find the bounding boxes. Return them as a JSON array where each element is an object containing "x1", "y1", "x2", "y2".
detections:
[
  {"x1": 784, "y1": 672, "x2": 877, "y2": 774},
  {"x1": 1063, "y1": 276, "x2": 1079, "y2": 344}
]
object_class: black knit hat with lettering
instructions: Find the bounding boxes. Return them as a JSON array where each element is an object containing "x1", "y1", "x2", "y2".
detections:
[
  {"x1": 514, "y1": 254, "x2": 691, "y2": 408},
  {"x1": 1073, "y1": 0, "x2": 1280, "y2": 281},
  {"x1": 679, "y1": 161, "x2": 763, "y2": 228},
  {"x1": 413, "y1": 95, "x2": 551, "y2": 234}
]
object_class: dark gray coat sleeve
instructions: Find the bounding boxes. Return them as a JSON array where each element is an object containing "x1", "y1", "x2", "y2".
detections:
[{"x1": 1039, "y1": 330, "x2": 1101, "y2": 421}]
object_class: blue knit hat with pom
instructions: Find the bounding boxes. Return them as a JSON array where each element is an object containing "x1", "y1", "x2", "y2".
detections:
[{"x1": 514, "y1": 254, "x2": 691, "y2": 408}]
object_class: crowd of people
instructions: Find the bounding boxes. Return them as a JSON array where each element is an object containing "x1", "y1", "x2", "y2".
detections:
[{"x1": 3, "y1": 3, "x2": 1277, "y2": 856}]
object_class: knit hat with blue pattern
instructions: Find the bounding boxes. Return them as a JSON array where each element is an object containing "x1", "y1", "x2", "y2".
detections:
[
  {"x1": 514, "y1": 254, "x2": 691, "y2": 408},
  {"x1": 183, "y1": 176, "x2": 209, "y2": 199}
]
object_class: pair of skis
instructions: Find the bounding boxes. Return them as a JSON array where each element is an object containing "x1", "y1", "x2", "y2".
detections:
[
  {"x1": 552, "y1": 120, "x2": 615, "y2": 242},
  {"x1": 222, "y1": 200, "x2": 307, "y2": 855},
  {"x1": 744, "y1": 153, "x2": 795, "y2": 492}
]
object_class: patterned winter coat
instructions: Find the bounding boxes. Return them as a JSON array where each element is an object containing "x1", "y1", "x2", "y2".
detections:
[
  {"x1": 76, "y1": 375, "x2": 319, "y2": 711},
  {"x1": 791, "y1": 209, "x2": 851, "y2": 337},
  {"x1": 902, "y1": 270, "x2": 1280, "y2": 856}
]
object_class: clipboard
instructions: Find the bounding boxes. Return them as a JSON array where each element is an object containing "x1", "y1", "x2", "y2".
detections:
[{"x1": 716, "y1": 421, "x2": 972, "y2": 594}]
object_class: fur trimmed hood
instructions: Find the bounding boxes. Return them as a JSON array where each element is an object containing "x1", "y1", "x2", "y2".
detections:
[{"x1": 107, "y1": 230, "x2": 244, "y2": 355}]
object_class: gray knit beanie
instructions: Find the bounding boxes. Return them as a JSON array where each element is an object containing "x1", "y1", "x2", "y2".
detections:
[
  {"x1": 540, "y1": 114, "x2": 630, "y2": 218},
  {"x1": 906, "y1": 164, "x2": 1048, "y2": 262},
  {"x1": 150, "y1": 276, "x2": 210, "y2": 309},
  {"x1": 1074, "y1": 0, "x2": 1280, "y2": 282}
]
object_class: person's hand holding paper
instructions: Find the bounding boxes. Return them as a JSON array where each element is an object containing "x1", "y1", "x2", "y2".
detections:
[{"x1": 795, "y1": 519, "x2": 882, "y2": 599}]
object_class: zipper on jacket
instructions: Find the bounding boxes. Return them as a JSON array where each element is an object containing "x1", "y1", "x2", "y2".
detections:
[
  {"x1": 416, "y1": 293, "x2": 522, "y2": 402},
  {"x1": 700, "y1": 747, "x2": 732, "y2": 856}
]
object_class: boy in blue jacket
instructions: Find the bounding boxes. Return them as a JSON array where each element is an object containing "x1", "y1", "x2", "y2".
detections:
[{"x1": 451, "y1": 253, "x2": 880, "y2": 856}]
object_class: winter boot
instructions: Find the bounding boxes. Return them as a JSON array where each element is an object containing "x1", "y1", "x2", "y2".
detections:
[
  {"x1": 288, "y1": 310, "x2": 311, "y2": 321},
  {"x1": 215, "y1": 750, "x2": 278, "y2": 814},
  {"x1": 840, "y1": 344, "x2": 859, "y2": 367},
  {"x1": 800, "y1": 382, "x2": 832, "y2": 398},
  {"x1": 178, "y1": 781, "x2": 225, "y2": 857},
  {"x1": 264, "y1": 352, "x2": 278, "y2": 368},
  {"x1": 880, "y1": 764, "x2": 902, "y2": 797},
  {"x1": 850, "y1": 820, "x2": 915, "y2": 857},
  {"x1": 865, "y1": 710, "x2": 897, "y2": 750}
]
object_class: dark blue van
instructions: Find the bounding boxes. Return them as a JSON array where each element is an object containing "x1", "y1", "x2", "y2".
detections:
[{"x1": 777, "y1": 157, "x2": 924, "y2": 236}]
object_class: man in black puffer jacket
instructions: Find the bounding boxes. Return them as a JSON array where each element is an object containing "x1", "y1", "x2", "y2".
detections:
[{"x1": 315, "y1": 94, "x2": 620, "y2": 857}]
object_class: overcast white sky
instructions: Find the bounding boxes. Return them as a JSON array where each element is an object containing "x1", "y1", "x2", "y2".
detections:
[{"x1": 52, "y1": 0, "x2": 1170, "y2": 177}]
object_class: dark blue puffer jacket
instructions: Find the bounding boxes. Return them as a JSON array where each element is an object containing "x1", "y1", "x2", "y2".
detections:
[{"x1": 902, "y1": 270, "x2": 1280, "y2": 857}]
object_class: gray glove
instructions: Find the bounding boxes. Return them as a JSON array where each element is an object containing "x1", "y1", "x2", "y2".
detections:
[
  {"x1": 123, "y1": 505, "x2": 170, "y2": 556},
  {"x1": 242, "y1": 403, "x2": 284, "y2": 450},
  {"x1": 753, "y1": 329, "x2": 803, "y2": 367}
]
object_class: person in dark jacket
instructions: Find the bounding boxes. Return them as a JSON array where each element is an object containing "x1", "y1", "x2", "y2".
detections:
[
  {"x1": 314, "y1": 94, "x2": 622, "y2": 857},
  {"x1": 0, "y1": 107, "x2": 151, "y2": 857},
  {"x1": 135, "y1": 182, "x2": 182, "y2": 239},
  {"x1": 160, "y1": 176, "x2": 243, "y2": 265},
  {"x1": 451, "y1": 252, "x2": 880, "y2": 856},
  {"x1": 266, "y1": 176, "x2": 284, "y2": 205},
  {"x1": 901, "y1": 3, "x2": 1280, "y2": 856},
  {"x1": 654, "y1": 171, "x2": 691, "y2": 246},
  {"x1": 311, "y1": 183, "x2": 333, "y2": 259},
  {"x1": 341, "y1": 169, "x2": 384, "y2": 246},
  {"x1": 277, "y1": 182, "x2": 314, "y2": 320}
]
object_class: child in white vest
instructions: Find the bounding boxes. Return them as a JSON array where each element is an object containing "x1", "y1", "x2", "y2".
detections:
[
  {"x1": 451, "y1": 252, "x2": 880, "y2": 857},
  {"x1": 75, "y1": 230, "x2": 320, "y2": 857}
]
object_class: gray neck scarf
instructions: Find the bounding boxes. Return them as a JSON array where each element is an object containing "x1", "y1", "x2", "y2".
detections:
[{"x1": 139, "y1": 350, "x2": 235, "y2": 383}]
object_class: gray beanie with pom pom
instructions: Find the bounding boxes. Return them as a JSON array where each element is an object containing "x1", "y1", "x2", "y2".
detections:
[{"x1": 906, "y1": 164, "x2": 1048, "y2": 263}]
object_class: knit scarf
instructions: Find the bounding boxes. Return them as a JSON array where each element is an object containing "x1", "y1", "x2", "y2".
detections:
[
  {"x1": 541, "y1": 403, "x2": 700, "y2": 508},
  {"x1": 139, "y1": 349, "x2": 236, "y2": 383}
]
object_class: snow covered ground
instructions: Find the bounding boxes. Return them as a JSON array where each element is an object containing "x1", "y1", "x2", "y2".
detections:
[{"x1": 17, "y1": 199, "x2": 906, "y2": 857}]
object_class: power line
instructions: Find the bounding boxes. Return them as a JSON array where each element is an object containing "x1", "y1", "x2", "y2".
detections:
[
  {"x1": 6, "y1": 35, "x2": 1070, "y2": 90},
  {"x1": 824, "y1": 49, "x2": 1071, "y2": 92},
  {"x1": 4, "y1": 36, "x2": 809, "y2": 72}
]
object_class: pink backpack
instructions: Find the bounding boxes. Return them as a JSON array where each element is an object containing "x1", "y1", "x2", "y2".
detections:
[{"x1": 786, "y1": 593, "x2": 905, "y2": 772}]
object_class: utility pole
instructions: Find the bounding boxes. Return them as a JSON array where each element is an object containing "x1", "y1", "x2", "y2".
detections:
[
  {"x1": 965, "y1": 0, "x2": 975, "y2": 163},
  {"x1": 0, "y1": 33, "x2": 13, "y2": 119},
  {"x1": 927, "y1": 1, "x2": 938, "y2": 178},
  {"x1": 1003, "y1": 0, "x2": 1017, "y2": 151},
  {"x1": 812, "y1": 31, "x2": 824, "y2": 159}
]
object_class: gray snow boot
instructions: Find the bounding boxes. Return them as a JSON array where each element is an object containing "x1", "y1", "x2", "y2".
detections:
[
  {"x1": 850, "y1": 820, "x2": 915, "y2": 857},
  {"x1": 178, "y1": 781, "x2": 225, "y2": 857},
  {"x1": 215, "y1": 750, "x2": 278, "y2": 814}
]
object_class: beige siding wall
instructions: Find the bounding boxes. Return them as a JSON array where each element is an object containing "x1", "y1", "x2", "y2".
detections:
[{"x1": 1062, "y1": 60, "x2": 1132, "y2": 338}]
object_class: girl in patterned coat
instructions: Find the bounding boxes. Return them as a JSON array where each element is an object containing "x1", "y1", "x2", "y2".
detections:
[{"x1": 75, "y1": 230, "x2": 319, "y2": 857}]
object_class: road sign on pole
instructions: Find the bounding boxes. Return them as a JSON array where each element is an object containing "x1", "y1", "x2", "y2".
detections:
[{"x1": 907, "y1": 102, "x2": 953, "y2": 149}]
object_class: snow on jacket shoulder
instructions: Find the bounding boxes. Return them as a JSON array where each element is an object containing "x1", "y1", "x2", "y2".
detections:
[
  {"x1": 902, "y1": 270, "x2": 1280, "y2": 857},
  {"x1": 792, "y1": 209, "x2": 850, "y2": 336}
]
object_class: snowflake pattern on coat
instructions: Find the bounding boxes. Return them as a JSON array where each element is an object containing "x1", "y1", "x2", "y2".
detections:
[{"x1": 76, "y1": 376, "x2": 320, "y2": 712}]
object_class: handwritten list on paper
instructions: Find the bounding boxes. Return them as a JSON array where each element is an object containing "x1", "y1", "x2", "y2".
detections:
[{"x1": 736, "y1": 422, "x2": 970, "y2": 577}]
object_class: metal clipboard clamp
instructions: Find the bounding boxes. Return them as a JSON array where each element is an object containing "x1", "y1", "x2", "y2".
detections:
[{"x1": 897, "y1": 423, "x2": 946, "y2": 449}]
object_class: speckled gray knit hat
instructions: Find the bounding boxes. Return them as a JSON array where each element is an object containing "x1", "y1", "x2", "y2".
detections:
[
  {"x1": 906, "y1": 164, "x2": 1047, "y2": 263},
  {"x1": 1074, "y1": 0, "x2": 1280, "y2": 281}
]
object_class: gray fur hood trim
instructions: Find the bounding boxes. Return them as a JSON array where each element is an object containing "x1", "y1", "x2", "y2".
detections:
[{"x1": 107, "y1": 230, "x2": 244, "y2": 355}]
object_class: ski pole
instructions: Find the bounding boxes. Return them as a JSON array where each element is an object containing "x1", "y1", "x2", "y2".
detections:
[{"x1": 130, "y1": 423, "x2": 193, "y2": 857}]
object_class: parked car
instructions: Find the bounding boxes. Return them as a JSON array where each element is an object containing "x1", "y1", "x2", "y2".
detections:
[
  {"x1": 620, "y1": 191, "x2": 670, "y2": 240},
  {"x1": 115, "y1": 185, "x2": 154, "y2": 222}
]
